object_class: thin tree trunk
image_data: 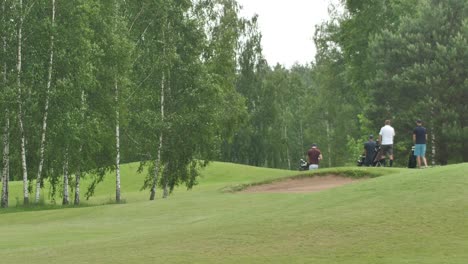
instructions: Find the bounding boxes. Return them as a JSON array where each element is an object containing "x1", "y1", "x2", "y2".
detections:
[
  {"x1": 326, "y1": 119, "x2": 332, "y2": 167},
  {"x1": 149, "y1": 158, "x2": 160, "y2": 200},
  {"x1": 74, "y1": 167, "x2": 80, "y2": 205},
  {"x1": 150, "y1": 72, "x2": 165, "y2": 201},
  {"x1": 284, "y1": 125, "x2": 291, "y2": 170},
  {"x1": 299, "y1": 119, "x2": 304, "y2": 158},
  {"x1": 36, "y1": 0, "x2": 56, "y2": 203},
  {"x1": 150, "y1": 18, "x2": 167, "y2": 200},
  {"x1": 1, "y1": 0, "x2": 9, "y2": 208},
  {"x1": 431, "y1": 127, "x2": 436, "y2": 166},
  {"x1": 16, "y1": 0, "x2": 29, "y2": 205},
  {"x1": 1, "y1": 113, "x2": 9, "y2": 208},
  {"x1": 115, "y1": 78, "x2": 121, "y2": 203},
  {"x1": 62, "y1": 150, "x2": 69, "y2": 205},
  {"x1": 162, "y1": 163, "x2": 169, "y2": 199},
  {"x1": 75, "y1": 89, "x2": 85, "y2": 205}
]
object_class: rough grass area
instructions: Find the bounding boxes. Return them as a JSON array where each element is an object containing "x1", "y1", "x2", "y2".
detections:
[{"x1": 1, "y1": 162, "x2": 468, "y2": 264}]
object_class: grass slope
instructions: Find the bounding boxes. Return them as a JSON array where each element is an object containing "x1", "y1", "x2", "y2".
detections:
[{"x1": 1, "y1": 162, "x2": 467, "y2": 264}]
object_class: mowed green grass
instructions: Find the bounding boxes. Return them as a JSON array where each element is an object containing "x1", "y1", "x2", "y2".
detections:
[{"x1": 1, "y1": 162, "x2": 468, "y2": 264}]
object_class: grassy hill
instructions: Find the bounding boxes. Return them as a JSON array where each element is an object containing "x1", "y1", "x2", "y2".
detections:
[{"x1": 1, "y1": 162, "x2": 467, "y2": 264}]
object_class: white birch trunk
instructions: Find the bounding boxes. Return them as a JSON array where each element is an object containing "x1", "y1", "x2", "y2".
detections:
[
  {"x1": 115, "y1": 78, "x2": 121, "y2": 203},
  {"x1": 1, "y1": 113, "x2": 9, "y2": 208},
  {"x1": 1, "y1": 0, "x2": 9, "y2": 208},
  {"x1": 74, "y1": 168, "x2": 80, "y2": 205},
  {"x1": 16, "y1": 0, "x2": 29, "y2": 205},
  {"x1": 62, "y1": 151, "x2": 69, "y2": 205},
  {"x1": 75, "y1": 90, "x2": 85, "y2": 205},
  {"x1": 150, "y1": 72, "x2": 165, "y2": 201},
  {"x1": 36, "y1": 0, "x2": 55, "y2": 203},
  {"x1": 150, "y1": 20, "x2": 167, "y2": 200},
  {"x1": 149, "y1": 158, "x2": 160, "y2": 200},
  {"x1": 112, "y1": 1, "x2": 122, "y2": 203},
  {"x1": 162, "y1": 163, "x2": 169, "y2": 199}
]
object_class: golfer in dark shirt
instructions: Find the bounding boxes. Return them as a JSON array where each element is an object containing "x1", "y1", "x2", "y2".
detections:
[
  {"x1": 307, "y1": 144, "x2": 323, "y2": 170},
  {"x1": 413, "y1": 120, "x2": 428, "y2": 168},
  {"x1": 364, "y1": 135, "x2": 376, "y2": 166}
]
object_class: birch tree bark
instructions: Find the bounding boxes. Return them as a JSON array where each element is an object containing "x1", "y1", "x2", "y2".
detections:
[
  {"x1": 1, "y1": 0, "x2": 9, "y2": 208},
  {"x1": 36, "y1": 0, "x2": 56, "y2": 203},
  {"x1": 16, "y1": 0, "x2": 29, "y2": 205},
  {"x1": 1, "y1": 113, "x2": 9, "y2": 208},
  {"x1": 62, "y1": 150, "x2": 69, "y2": 205},
  {"x1": 74, "y1": 168, "x2": 80, "y2": 205},
  {"x1": 162, "y1": 163, "x2": 169, "y2": 199},
  {"x1": 75, "y1": 89, "x2": 86, "y2": 205},
  {"x1": 149, "y1": 18, "x2": 166, "y2": 200},
  {"x1": 115, "y1": 78, "x2": 121, "y2": 203},
  {"x1": 149, "y1": 71, "x2": 165, "y2": 201}
]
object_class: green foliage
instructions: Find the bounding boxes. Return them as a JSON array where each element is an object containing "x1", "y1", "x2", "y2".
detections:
[
  {"x1": 367, "y1": 0, "x2": 468, "y2": 163},
  {"x1": 309, "y1": 0, "x2": 467, "y2": 167},
  {"x1": 1, "y1": 0, "x2": 467, "y2": 206}
]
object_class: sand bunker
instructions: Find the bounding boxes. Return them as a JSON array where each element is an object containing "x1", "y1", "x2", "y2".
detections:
[{"x1": 242, "y1": 175, "x2": 367, "y2": 193}]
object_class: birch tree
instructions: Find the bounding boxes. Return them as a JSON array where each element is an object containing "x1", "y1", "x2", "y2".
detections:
[
  {"x1": 62, "y1": 150, "x2": 69, "y2": 205},
  {"x1": 126, "y1": 0, "x2": 241, "y2": 198},
  {"x1": 35, "y1": 0, "x2": 55, "y2": 203},
  {"x1": 88, "y1": 0, "x2": 134, "y2": 203},
  {"x1": 1, "y1": 0, "x2": 9, "y2": 208},
  {"x1": 1, "y1": 116, "x2": 9, "y2": 208},
  {"x1": 149, "y1": 18, "x2": 166, "y2": 201},
  {"x1": 46, "y1": 0, "x2": 104, "y2": 204},
  {"x1": 15, "y1": 0, "x2": 30, "y2": 205},
  {"x1": 124, "y1": 0, "x2": 169, "y2": 200}
]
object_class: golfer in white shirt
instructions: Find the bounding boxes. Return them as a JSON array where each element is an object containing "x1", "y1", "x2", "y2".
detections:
[{"x1": 379, "y1": 119, "x2": 395, "y2": 167}]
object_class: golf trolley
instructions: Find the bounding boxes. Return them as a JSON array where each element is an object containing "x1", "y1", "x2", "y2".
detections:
[
  {"x1": 407, "y1": 146, "x2": 417, "y2": 168},
  {"x1": 299, "y1": 159, "x2": 309, "y2": 171},
  {"x1": 357, "y1": 143, "x2": 385, "y2": 167}
]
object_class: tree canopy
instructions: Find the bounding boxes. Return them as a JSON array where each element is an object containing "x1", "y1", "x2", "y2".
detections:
[{"x1": 0, "y1": 0, "x2": 466, "y2": 206}]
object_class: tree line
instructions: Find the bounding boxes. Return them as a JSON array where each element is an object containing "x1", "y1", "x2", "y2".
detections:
[
  {"x1": 0, "y1": 0, "x2": 259, "y2": 207},
  {"x1": 1, "y1": 0, "x2": 466, "y2": 207},
  {"x1": 222, "y1": 0, "x2": 467, "y2": 169}
]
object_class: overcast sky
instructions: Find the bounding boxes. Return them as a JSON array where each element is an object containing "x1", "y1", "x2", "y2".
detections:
[{"x1": 237, "y1": 0, "x2": 332, "y2": 68}]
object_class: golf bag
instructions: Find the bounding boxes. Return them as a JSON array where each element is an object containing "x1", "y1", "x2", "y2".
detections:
[
  {"x1": 356, "y1": 155, "x2": 365, "y2": 166},
  {"x1": 357, "y1": 143, "x2": 384, "y2": 167},
  {"x1": 408, "y1": 146, "x2": 417, "y2": 168},
  {"x1": 372, "y1": 144, "x2": 385, "y2": 167},
  {"x1": 299, "y1": 159, "x2": 309, "y2": 171}
]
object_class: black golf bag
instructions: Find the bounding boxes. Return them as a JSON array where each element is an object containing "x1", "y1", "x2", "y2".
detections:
[
  {"x1": 299, "y1": 159, "x2": 309, "y2": 171},
  {"x1": 357, "y1": 144, "x2": 384, "y2": 167},
  {"x1": 408, "y1": 146, "x2": 417, "y2": 168},
  {"x1": 372, "y1": 144, "x2": 385, "y2": 167},
  {"x1": 356, "y1": 155, "x2": 365, "y2": 166}
]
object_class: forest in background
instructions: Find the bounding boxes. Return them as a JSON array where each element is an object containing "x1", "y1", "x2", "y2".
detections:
[{"x1": 0, "y1": 0, "x2": 466, "y2": 206}]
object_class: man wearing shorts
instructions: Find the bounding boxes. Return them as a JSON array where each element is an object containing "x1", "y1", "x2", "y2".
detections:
[
  {"x1": 379, "y1": 120, "x2": 395, "y2": 167},
  {"x1": 413, "y1": 119, "x2": 428, "y2": 168}
]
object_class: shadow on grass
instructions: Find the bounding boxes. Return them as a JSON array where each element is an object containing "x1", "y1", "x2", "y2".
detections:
[{"x1": 0, "y1": 197, "x2": 127, "y2": 215}]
